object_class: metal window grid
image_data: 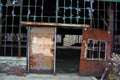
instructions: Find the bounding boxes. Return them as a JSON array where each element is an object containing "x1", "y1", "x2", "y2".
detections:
[
  {"x1": 86, "y1": 39, "x2": 106, "y2": 60},
  {"x1": 0, "y1": 0, "x2": 120, "y2": 56}
]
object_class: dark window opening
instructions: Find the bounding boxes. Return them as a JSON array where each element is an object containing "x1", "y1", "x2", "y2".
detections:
[
  {"x1": 86, "y1": 39, "x2": 106, "y2": 60},
  {"x1": 0, "y1": 0, "x2": 27, "y2": 57},
  {"x1": 43, "y1": 0, "x2": 56, "y2": 16}
]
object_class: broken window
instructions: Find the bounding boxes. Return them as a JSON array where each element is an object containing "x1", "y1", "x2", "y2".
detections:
[
  {"x1": 86, "y1": 39, "x2": 106, "y2": 60},
  {"x1": 63, "y1": 35, "x2": 82, "y2": 46},
  {"x1": 0, "y1": 0, "x2": 27, "y2": 57},
  {"x1": 7, "y1": 0, "x2": 22, "y2": 6},
  {"x1": 58, "y1": 0, "x2": 92, "y2": 24},
  {"x1": 2, "y1": 0, "x2": 119, "y2": 57}
]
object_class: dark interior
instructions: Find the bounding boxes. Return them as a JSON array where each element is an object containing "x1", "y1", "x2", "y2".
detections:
[
  {"x1": 56, "y1": 28, "x2": 82, "y2": 73},
  {"x1": 56, "y1": 49, "x2": 80, "y2": 73}
]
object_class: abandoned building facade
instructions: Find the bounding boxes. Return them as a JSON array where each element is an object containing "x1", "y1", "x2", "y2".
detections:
[{"x1": 0, "y1": 0, "x2": 120, "y2": 77}]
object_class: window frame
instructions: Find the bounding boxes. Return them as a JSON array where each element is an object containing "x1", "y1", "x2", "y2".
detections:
[{"x1": 85, "y1": 39, "x2": 107, "y2": 61}]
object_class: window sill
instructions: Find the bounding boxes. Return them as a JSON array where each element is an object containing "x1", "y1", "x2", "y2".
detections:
[{"x1": 86, "y1": 58, "x2": 106, "y2": 61}]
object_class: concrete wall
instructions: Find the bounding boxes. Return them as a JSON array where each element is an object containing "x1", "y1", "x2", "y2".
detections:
[{"x1": 0, "y1": 57, "x2": 26, "y2": 73}]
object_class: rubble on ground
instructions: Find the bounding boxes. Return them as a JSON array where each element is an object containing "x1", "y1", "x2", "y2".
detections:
[
  {"x1": 6, "y1": 66, "x2": 26, "y2": 77},
  {"x1": 110, "y1": 53, "x2": 120, "y2": 75}
]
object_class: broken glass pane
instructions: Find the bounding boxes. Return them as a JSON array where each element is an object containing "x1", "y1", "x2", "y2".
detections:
[{"x1": 11, "y1": 0, "x2": 18, "y2": 5}]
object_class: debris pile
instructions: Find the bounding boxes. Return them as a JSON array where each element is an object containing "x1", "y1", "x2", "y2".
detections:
[
  {"x1": 7, "y1": 66, "x2": 26, "y2": 77},
  {"x1": 111, "y1": 53, "x2": 120, "y2": 75}
]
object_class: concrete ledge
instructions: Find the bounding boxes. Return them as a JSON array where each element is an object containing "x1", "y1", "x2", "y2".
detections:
[{"x1": 0, "y1": 57, "x2": 26, "y2": 72}]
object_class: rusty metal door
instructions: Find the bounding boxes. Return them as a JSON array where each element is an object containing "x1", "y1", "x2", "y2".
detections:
[
  {"x1": 80, "y1": 29, "x2": 111, "y2": 76},
  {"x1": 30, "y1": 27, "x2": 55, "y2": 73}
]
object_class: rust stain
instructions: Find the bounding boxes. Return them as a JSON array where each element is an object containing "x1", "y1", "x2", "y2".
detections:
[
  {"x1": 7, "y1": 66, "x2": 26, "y2": 76},
  {"x1": 30, "y1": 27, "x2": 54, "y2": 72},
  {"x1": 30, "y1": 56, "x2": 37, "y2": 67},
  {"x1": 30, "y1": 54, "x2": 53, "y2": 70},
  {"x1": 21, "y1": 21, "x2": 90, "y2": 28}
]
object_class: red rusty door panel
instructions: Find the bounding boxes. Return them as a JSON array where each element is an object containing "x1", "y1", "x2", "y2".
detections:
[
  {"x1": 80, "y1": 29, "x2": 111, "y2": 76},
  {"x1": 30, "y1": 27, "x2": 54, "y2": 73}
]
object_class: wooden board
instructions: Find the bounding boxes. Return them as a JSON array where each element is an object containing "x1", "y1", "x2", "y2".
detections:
[
  {"x1": 21, "y1": 21, "x2": 90, "y2": 28},
  {"x1": 30, "y1": 27, "x2": 54, "y2": 72}
]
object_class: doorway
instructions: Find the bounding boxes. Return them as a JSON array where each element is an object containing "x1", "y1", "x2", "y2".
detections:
[{"x1": 56, "y1": 28, "x2": 82, "y2": 74}]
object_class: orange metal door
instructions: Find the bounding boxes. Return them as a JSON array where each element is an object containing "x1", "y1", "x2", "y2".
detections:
[{"x1": 80, "y1": 29, "x2": 111, "y2": 76}]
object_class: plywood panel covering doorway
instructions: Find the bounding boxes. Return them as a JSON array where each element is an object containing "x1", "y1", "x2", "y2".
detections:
[{"x1": 30, "y1": 27, "x2": 55, "y2": 73}]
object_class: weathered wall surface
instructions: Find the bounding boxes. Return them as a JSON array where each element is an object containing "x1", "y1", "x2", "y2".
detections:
[
  {"x1": 0, "y1": 57, "x2": 26, "y2": 73},
  {"x1": 30, "y1": 27, "x2": 54, "y2": 73}
]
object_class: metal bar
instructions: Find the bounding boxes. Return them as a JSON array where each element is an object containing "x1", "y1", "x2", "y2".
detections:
[
  {"x1": 98, "y1": 0, "x2": 100, "y2": 29},
  {"x1": 100, "y1": 0, "x2": 120, "y2": 2},
  {"x1": 103, "y1": 1, "x2": 105, "y2": 30},
  {"x1": 0, "y1": 1, "x2": 2, "y2": 56},
  {"x1": 1, "y1": 45, "x2": 27, "y2": 48},
  {"x1": 70, "y1": 0, "x2": 72, "y2": 23},
  {"x1": 19, "y1": 0, "x2": 23, "y2": 57},
  {"x1": 99, "y1": 41, "x2": 101, "y2": 60},
  {"x1": 76, "y1": 0, "x2": 79, "y2": 24},
  {"x1": 27, "y1": 26, "x2": 30, "y2": 73},
  {"x1": 90, "y1": 0, "x2": 93, "y2": 28},
  {"x1": 105, "y1": 41, "x2": 107, "y2": 60},
  {"x1": 27, "y1": 0, "x2": 30, "y2": 21},
  {"x1": 18, "y1": 34, "x2": 21, "y2": 56},
  {"x1": 84, "y1": 0, "x2": 85, "y2": 25},
  {"x1": 56, "y1": 0, "x2": 59, "y2": 22},
  {"x1": 21, "y1": 21, "x2": 90, "y2": 28},
  {"x1": 4, "y1": 2, "x2": 8, "y2": 56},
  {"x1": 57, "y1": 46, "x2": 81, "y2": 49},
  {"x1": 41, "y1": 0, "x2": 44, "y2": 22},
  {"x1": 92, "y1": 40, "x2": 95, "y2": 60},
  {"x1": 11, "y1": 6, "x2": 15, "y2": 56},
  {"x1": 54, "y1": 27, "x2": 57, "y2": 75},
  {"x1": 33, "y1": 0, "x2": 37, "y2": 22},
  {"x1": 63, "y1": 0, "x2": 65, "y2": 23}
]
